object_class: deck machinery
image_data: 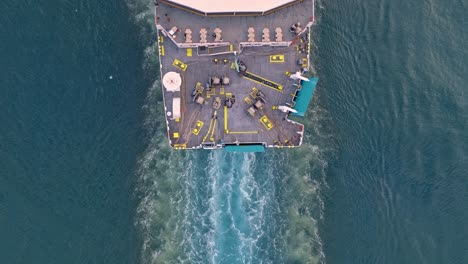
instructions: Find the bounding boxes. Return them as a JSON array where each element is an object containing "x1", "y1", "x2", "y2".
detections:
[{"x1": 154, "y1": 0, "x2": 318, "y2": 150}]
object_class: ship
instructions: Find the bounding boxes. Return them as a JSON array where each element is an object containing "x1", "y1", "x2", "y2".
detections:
[{"x1": 154, "y1": 0, "x2": 318, "y2": 152}]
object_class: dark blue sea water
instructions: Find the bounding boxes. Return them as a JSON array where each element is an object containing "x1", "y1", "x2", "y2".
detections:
[
  {"x1": 1, "y1": 0, "x2": 145, "y2": 263},
  {"x1": 1, "y1": 0, "x2": 467, "y2": 263}
]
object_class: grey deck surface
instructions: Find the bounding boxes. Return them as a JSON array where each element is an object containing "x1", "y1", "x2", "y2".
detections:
[{"x1": 156, "y1": 0, "x2": 313, "y2": 149}]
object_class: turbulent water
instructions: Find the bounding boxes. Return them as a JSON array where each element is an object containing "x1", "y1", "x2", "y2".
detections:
[
  {"x1": 136, "y1": 138, "x2": 330, "y2": 263},
  {"x1": 2, "y1": 0, "x2": 467, "y2": 263}
]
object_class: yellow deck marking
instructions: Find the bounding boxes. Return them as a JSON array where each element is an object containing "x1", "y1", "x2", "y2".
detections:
[
  {"x1": 206, "y1": 87, "x2": 215, "y2": 98},
  {"x1": 186, "y1": 48, "x2": 192, "y2": 57},
  {"x1": 192, "y1": 120, "x2": 204, "y2": 135},
  {"x1": 172, "y1": 59, "x2": 187, "y2": 71},
  {"x1": 203, "y1": 111, "x2": 217, "y2": 142},
  {"x1": 224, "y1": 106, "x2": 228, "y2": 132},
  {"x1": 229, "y1": 45, "x2": 234, "y2": 51},
  {"x1": 223, "y1": 106, "x2": 258, "y2": 134},
  {"x1": 203, "y1": 119, "x2": 214, "y2": 142},
  {"x1": 228, "y1": 131, "x2": 259, "y2": 134},
  {"x1": 173, "y1": 132, "x2": 179, "y2": 139},
  {"x1": 173, "y1": 143, "x2": 187, "y2": 149},
  {"x1": 259, "y1": 115, "x2": 274, "y2": 130},
  {"x1": 210, "y1": 119, "x2": 217, "y2": 141},
  {"x1": 269, "y1": 54, "x2": 284, "y2": 63}
]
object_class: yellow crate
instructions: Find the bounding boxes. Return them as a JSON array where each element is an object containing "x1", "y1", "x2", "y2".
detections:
[
  {"x1": 186, "y1": 48, "x2": 192, "y2": 57},
  {"x1": 173, "y1": 132, "x2": 179, "y2": 139},
  {"x1": 259, "y1": 115, "x2": 274, "y2": 130},
  {"x1": 192, "y1": 120, "x2": 204, "y2": 135},
  {"x1": 159, "y1": 45, "x2": 165, "y2": 56},
  {"x1": 173, "y1": 144, "x2": 187, "y2": 149},
  {"x1": 206, "y1": 87, "x2": 215, "y2": 98},
  {"x1": 269, "y1": 54, "x2": 284, "y2": 63},
  {"x1": 250, "y1": 87, "x2": 259, "y2": 98},
  {"x1": 173, "y1": 59, "x2": 187, "y2": 71}
]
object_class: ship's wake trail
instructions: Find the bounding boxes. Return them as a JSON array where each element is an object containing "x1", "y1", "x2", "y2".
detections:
[
  {"x1": 136, "y1": 138, "x2": 330, "y2": 263},
  {"x1": 184, "y1": 152, "x2": 280, "y2": 264}
]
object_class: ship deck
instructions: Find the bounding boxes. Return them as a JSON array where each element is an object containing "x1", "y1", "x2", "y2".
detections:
[{"x1": 155, "y1": 0, "x2": 315, "y2": 149}]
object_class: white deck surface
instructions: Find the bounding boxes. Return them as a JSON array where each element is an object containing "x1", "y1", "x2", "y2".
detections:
[{"x1": 172, "y1": 98, "x2": 181, "y2": 119}]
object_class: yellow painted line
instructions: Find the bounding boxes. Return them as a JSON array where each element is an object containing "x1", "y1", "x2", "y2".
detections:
[
  {"x1": 192, "y1": 120, "x2": 204, "y2": 135},
  {"x1": 224, "y1": 106, "x2": 228, "y2": 131},
  {"x1": 186, "y1": 48, "x2": 192, "y2": 57},
  {"x1": 269, "y1": 54, "x2": 284, "y2": 63},
  {"x1": 259, "y1": 115, "x2": 274, "y2": 130},
  {"x1": 203, "y1": 118, "x2": 215, "y2": 142},
  {"x1": 228, "y1": 131, "x2": 258, "y2": 134},
  {"x1": 172, "y1": 59, "x2": 187, "y2": 71},
  {"x1": 210, "y1": 119, "x2": 217, "y2": 141},
  {"x1": 223, "y1": 105, "x2": 257, "y2": 134}
]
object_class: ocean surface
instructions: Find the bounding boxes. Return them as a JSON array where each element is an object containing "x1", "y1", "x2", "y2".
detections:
[{"x1": 1, "y1": 0, "x2": 467, "y2": 264}]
